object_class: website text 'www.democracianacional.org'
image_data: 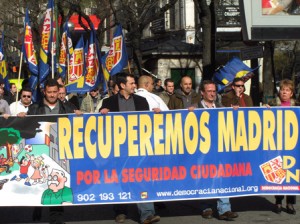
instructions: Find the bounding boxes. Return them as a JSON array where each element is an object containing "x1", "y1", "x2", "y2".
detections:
[{"x1": 156, "y1": 185, "x2": 259, "y2": 197}]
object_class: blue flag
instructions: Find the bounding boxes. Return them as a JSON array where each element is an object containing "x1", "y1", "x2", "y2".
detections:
[
  {"x1": 213, "y1": 57, "x2": 259, "y2": 93},
  {"x1": 66, "y1": 25, "x2": 105, "y2": 94},
  {"x1": 101, "y1": 24, "x2": 128, "y2": 78},
  {"x1": 23, "y1": 9, "x2": 39, "y2": 101},
  {"x1": 86, "y1": 24, "x2": 105, "y2": 93},
  {"x1": 65, "y1": 36, "x2": 88, "y2": 93},
  {"x1": 0, "y1": 34, "x2": 9, "y2": 91},
  {"x1": 39, "y1": 0, "x2": 54, "y2": 83},
  {"x1": 58, "y1": 21, "x2": 73, "y2": 80}
]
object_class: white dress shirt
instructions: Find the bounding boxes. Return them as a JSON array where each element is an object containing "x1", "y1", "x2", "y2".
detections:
[{"x1": 135, "y1": 88, "x2": 169, "y2": 111}]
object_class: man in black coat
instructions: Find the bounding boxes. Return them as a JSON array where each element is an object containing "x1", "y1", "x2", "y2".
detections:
[
  {"x1": 100, "y1": 74, "x2": 149, "y2": 112},
  {"x1": 100, "y1": 72, "x2": 160, "y2": 224},
  {"x1": 27, "y1": 78, "x2": 77, "y2": 224},
  {"x1": 27, "y1": 79, "x2": 76, "y2": 115}
]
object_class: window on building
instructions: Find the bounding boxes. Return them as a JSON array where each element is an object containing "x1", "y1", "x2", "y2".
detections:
[{"x1": 168, "y1": 0, "x2": 185, "y2": 30}]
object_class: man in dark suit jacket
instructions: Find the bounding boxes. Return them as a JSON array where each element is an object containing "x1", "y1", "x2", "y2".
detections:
[
  {"x1": 100, "y1": 74, "x2": 149, "y2": 112},
  {"x1": 100, "y1": 72, "x2": 160, "y2": 224}
]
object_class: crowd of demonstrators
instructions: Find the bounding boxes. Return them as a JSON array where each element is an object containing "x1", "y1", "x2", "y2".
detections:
[
  {"x1": 158, "y1": 78, "x2": 175, "y2": 105},
  {"x1": 266, "y1": 79, "x2": 298, "y2": 215},
  {"x1": 1, "y1": 73, "x2": 299, "y2": 223},
  {"x1": 100, "y1": 72, "x2": 161, "y2": 224}
]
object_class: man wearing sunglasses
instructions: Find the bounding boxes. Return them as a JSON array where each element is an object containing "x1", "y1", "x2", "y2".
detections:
[
  {"x1": 221, "y1": 77, "x2": 253, "y2": 108},
  {"x1": 9, "y1": 87, "x2": 32, "y2": 116}
]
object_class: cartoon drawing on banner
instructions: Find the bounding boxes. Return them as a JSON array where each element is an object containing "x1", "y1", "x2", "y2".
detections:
[
  {"x1": 0, "y1": 121, "x2": 72, "y2": 206},
  {"x1": 41, "y1": 168, "x2": 73, "y2": 205},
  {"x1": 10, "y1": 154, "x2": 33, "y2": 186}
]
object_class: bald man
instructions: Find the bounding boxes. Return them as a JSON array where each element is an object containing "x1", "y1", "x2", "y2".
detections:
[
  {"x1": 135, "y1": 75, "x2": 169, "y2": 112},
  {"x1": 168, "y1": 75, "x2": 200, "y2": 109}
]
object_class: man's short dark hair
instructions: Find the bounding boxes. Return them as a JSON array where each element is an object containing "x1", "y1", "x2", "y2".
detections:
[
  {"x1": 164, "y1": 78, "x2": 174, "y2": 86},
  {"x1": 115, "y1": 72, "x2": 135, "y2": 90},
  {"x1": 232, "y1": 77, "x2": 244, "y2": 85},
  {"x1": 44, "y1": 78, "x2": 59, "y2": 89},
  {"x1": 21, "y1": 79, "x2": 30, "y2": 89},
  {"x1": 200, "y1": 80, "x2": 216, "y2": 92},
  {"x1": 20, "y1": 87, "x2": 32, "y2": 95},
  {"x1": 155, "y1": 78, "x2": 161, "y2": 83},
  {"x1": 9, "y1": 83, "x2": 16, "y2": 88}
]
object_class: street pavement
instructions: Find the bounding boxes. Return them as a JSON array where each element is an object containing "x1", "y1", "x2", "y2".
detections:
[{"x1": 1, "y1": 195, "x2": 300, "y2": 224}]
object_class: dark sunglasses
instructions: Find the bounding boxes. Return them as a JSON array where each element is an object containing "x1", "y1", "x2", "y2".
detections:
[
  {"x1": 90, "y1": 89, "x2": 98, "y2": 92},
  {"x1": 234, "y1": 84, "x2": 244, "y2": 88},
  {"x1": 22, "y1": 95, "x2": 31, "y2": 98}
]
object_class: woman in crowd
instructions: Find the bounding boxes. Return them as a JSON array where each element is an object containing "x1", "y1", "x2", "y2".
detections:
[{"x1": 267, "y1": 79, "x2": 298, "y2": 215}]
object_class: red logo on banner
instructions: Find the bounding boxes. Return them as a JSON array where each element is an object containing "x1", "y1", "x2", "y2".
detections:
[{"x1": 260, "y1": 156, "x2": 286, "y2": 184}]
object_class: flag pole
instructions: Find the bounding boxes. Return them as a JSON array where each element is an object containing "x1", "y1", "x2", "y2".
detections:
[
  {"x1": 101, "y1": 64, "x2": 109, "y2": 92},
  {"x1": 51, "y1": 24, "x2": 55, "y2": 79},
  {"x1": 127, "y1": 61, "x2": 131, "y2": 74},
  {"x1": 15, "y1": 51, "x2": 23, "y2": 109},
  {"x1": 52, "y1": 46, "x2": 55, "y2": 79},
  {"x1": 51, "y1": 0, "x2": 56, "y2": 79}
]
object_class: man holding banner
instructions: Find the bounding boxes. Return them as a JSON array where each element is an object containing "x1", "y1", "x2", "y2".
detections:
[
  {"x1": 189, "y1": 80, "x2": 238, "y2": 221},
  {"x1": 136, "y1": 75, "x2": 169, "y2": 112},
  {"x1": 27, "y1": 78, "x2": 78, "y2": 224},
  {"x1": 100, "y1": 72, "x2": 160, "y2": 224}
]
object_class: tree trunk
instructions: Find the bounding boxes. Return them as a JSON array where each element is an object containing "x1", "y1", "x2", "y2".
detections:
[
  {"x1": 129, "y1": 30, "x2": 143, "y2": 76},
  {"x1": 263, "y1": 41, "x2": 275, "y2": 103},
  {"x1": 5, "y1": 143, "x2": 12, "y2": 159},
  {"x1": 195, "y1": 0, "x2": 214, "y2": 80}
]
